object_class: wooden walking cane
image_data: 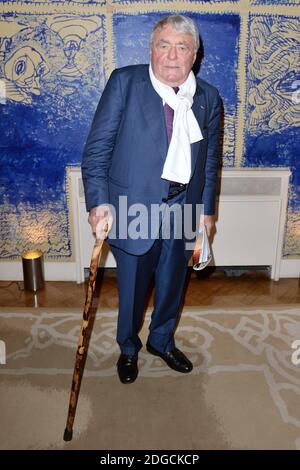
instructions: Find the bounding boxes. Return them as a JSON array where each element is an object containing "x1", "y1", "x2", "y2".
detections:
[{"x1": 63, "y1": 224, "x2": 108, "y2": 442}]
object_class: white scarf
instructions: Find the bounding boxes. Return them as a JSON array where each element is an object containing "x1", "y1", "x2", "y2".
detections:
[{"x1": 149, "y1": 64, "x2": 203, "y2": 184}]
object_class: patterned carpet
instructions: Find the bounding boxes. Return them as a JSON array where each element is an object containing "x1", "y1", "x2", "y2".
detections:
[{"x1": 0, "y1": 305, "x2": 300, "y2": 450}]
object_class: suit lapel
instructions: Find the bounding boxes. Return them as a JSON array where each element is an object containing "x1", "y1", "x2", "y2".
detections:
[
  {"x1": 136, "y1": 79, "x2": 168, "y2": 162},
  {"x1": 192, "y1": 83, "x2": 206, "y2": 130},
  {"x1": 190, "y1": 83, "x2": 207, "y2": 176}
]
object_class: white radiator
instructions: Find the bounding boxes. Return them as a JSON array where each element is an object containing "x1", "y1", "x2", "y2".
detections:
[{"x1": 68, "y1": 167, "x2": 291, "y2": 283}]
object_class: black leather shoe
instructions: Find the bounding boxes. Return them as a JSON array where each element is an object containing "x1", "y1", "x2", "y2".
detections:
[
  {"x1": 146, "y1": 343, "x2": 193, "y2": 373},
  {"x1": 117, "y1": 354, "x2": 138, "y2": 384}
]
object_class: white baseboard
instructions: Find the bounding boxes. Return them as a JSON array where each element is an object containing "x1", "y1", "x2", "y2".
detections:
[
  {"x1": 0, "y1": 259, "x2": 299, "y2": 282},
  {"x1": 279, "y1": 259, "x2": 300, "y2": 278}
]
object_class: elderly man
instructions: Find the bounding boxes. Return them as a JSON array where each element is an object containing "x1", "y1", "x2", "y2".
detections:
[{"x1": 82, "y1": 15, "x2": 222, "y2": 384}]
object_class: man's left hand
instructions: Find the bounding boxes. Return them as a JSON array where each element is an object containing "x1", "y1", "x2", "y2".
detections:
[{"x1": 200, "y1": 214, "x2": 216, "y2": 237}]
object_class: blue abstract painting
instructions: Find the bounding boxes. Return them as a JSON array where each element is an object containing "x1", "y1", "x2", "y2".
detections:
[
  {"x1": 0, "y1": 0, "x2": 106, "y2": 3},
  {"x1": 113, "y1": 0, "x2": 239, "y2": 3},
  {"x1": 251, "y1": 1, "x2": 299, "y2": 5},
  {"x1": 0, "y1": 12, "x2": 106, "y2": 258},
  {"x1": 113, "y1": 11, "x2": 240, "y2": 166},
  {"x1": 244, "y1": 15, "x2": 300, "y2": 256}
]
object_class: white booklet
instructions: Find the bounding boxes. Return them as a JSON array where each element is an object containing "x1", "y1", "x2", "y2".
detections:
[{"x1": 192, "y1": 225, "x2": 212, "y2": 271}]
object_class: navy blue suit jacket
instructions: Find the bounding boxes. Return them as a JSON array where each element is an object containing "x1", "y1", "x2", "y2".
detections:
[{"x1": 82, "y1": 64, "x2": 222, "y2": 255}]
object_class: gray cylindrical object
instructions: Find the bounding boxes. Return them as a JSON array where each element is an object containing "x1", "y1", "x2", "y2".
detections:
[{"x1": 22, "y1": 250, "x2": 44, "y2": 291}]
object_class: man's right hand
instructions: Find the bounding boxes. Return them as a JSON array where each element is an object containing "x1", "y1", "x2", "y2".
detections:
[{"x1": 88, "y1": 204, "x2": 113, "y2": 239}]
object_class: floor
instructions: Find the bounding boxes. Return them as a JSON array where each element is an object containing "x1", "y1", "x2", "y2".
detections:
[
  {"x1": 0, "y1": 268, "x2": 299, "y2": 310},
  {"x1": 0, "y1": 269, "x2": 299, "y2": 450}
]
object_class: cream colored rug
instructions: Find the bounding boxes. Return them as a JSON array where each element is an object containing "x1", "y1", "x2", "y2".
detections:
[{"x1": 0, "y1": 305, "x2": 300, "y2": 450}]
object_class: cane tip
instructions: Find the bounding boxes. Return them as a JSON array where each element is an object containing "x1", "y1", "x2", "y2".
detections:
[{"x1": 63, "y1": 428, "x2": 73, "y2": 442}]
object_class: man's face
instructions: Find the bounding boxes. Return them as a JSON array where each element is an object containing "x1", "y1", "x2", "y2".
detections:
[{"x1": 150, "y1": 24, "x2": 197, "y2": 87}]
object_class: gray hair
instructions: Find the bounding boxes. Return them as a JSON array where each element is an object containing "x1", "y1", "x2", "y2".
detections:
[{"x1": 151, "y1": 15, "x2": 199, "y2": 51}]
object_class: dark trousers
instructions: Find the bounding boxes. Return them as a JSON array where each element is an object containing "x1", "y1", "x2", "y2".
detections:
[{"x1": 110, "y1": 191, "x2": 189, "y2": 355}]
